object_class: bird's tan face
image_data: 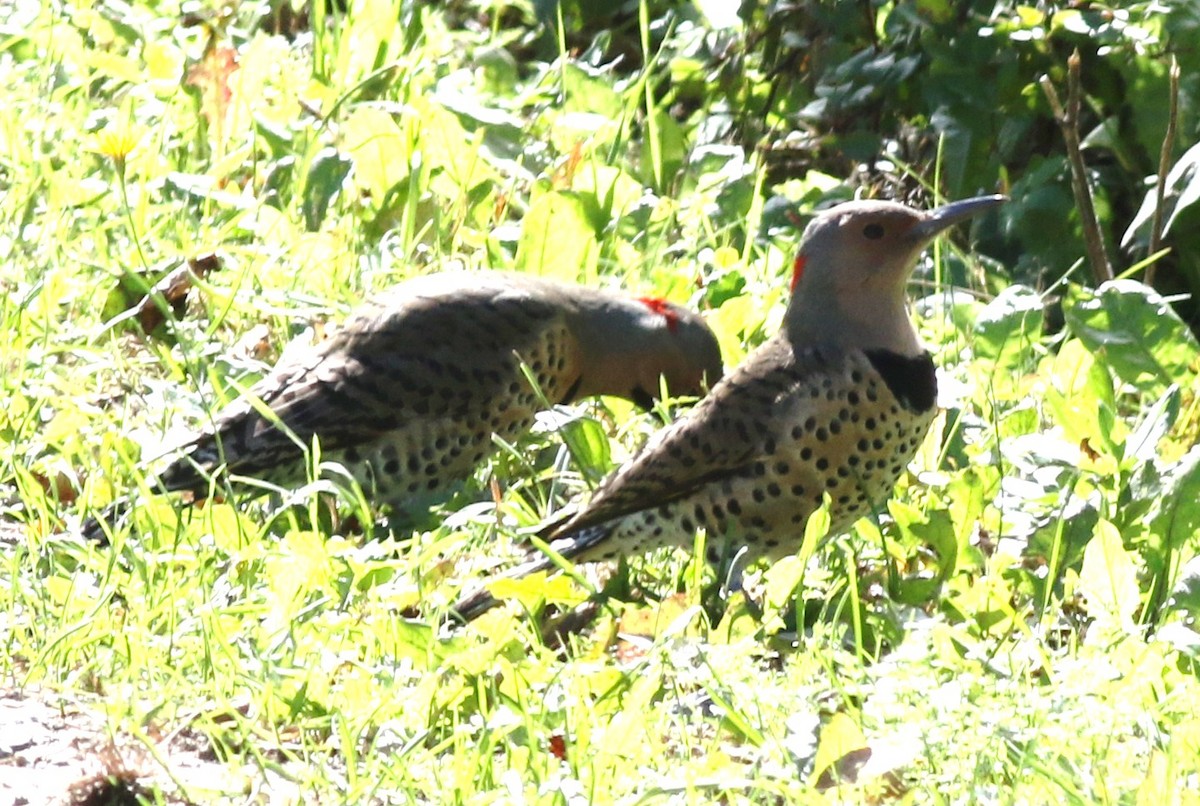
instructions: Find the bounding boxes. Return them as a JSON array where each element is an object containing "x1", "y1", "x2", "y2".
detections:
[
  {"x1": 793, "y1": 196, "x2": 1006, "y2": 296},
  {"x1": 793, "y1": 202, "x2": 932, "y2": 296},
  {"x1": 787, "y1": 195, "x2": 1005, "y2": 354}
]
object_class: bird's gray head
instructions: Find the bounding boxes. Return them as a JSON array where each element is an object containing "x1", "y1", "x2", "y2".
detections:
[
  {"x1": 574, "y1": 295, "x2": 723, "y2": 407},
  {"x1": 787, "y1": 195, "x2": 1005, "y2": 354},
  {"x1": 630, "y1": 297, "x2": 724, "y2": 406}
]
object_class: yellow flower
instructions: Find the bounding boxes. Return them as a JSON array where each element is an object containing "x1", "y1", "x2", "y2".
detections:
[{"x1": 90, "y1": 122, "x2": 142, "y2": 169}]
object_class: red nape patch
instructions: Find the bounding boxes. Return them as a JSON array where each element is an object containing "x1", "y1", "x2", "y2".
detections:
[
  {"x1": 638, "y1": 296, "x2": 680, "y2": 333},
  {"x1": 790, "y1": 254, "x2": 807, "y2": 291}
]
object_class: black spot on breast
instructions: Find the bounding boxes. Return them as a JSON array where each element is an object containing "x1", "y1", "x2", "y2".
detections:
[
  {"x1": 864, "y1": 350, "x2": 937, "y2": 412},
  {"x1": 383, "y1": 459, "x2": 400, "y2": 475}
]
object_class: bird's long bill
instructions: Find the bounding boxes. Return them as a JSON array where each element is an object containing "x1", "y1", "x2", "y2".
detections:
[{"x1": 910, "y1": 194, "x2": 1006, "y2": 241}]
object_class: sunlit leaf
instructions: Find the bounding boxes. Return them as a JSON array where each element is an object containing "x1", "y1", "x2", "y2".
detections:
[
  {"x1": 343, "y1": 107, "x2": 410, "y2": 202},
  {"x1": 1063, "y1": 281, "x2": 1200, "y2": 396},
  {"x1": 1079, "y1": 519, "x2": 1141, "y2": 633},
  {"x1": 516, "y1": 190, "x2": 599, "y2": 283},
  {"x1": 302, "y1": 147, "x2": 353, "y2": 231},
  {"x1": 811, "y1": 712, "x2": 870, "y2": 789},
  {"x1": 972, "y1": 284, "x2": 1043, "y2": 373}
]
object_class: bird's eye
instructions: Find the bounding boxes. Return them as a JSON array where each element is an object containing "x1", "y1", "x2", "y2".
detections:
[{"x1": 863, "y1": 223, "x2": 885, "y2": 239}]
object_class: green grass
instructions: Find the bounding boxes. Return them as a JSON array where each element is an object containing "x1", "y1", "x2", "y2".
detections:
[{"x1": 3, "y1": 1, "x2": 1200, "y2": 802}]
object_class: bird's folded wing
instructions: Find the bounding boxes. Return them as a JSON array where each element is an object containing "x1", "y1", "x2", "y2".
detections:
[{"x1": 542, "y1": 338, "x2": 842, "y2": 539}]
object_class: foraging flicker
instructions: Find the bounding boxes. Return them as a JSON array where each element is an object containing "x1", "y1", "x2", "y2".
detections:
[
  {"x1": 453, "y1": 195, "x2": 1005, "y2": 620},
  {"x1": 83, "y1": 271, "x2": 723, "y2": 541}
]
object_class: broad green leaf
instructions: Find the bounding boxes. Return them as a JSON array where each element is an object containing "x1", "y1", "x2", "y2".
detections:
[
  {"x1": 561, "y1": 62, "x2": 623, "y2": 119},
  {"x1": 573, "y1": 164, "x2": 644, "y2": 231},
  {"x1": 1148, "y1": 446, "x2": 1200, "y2": 559},
  {"x1": 342, "y1": 107, "x2": 409, "y2": 202},
  {"x1": 486, "y1": 571, "x2": 585, "y2": 613},
  {"x1": 763, "y1": 555, "x2": 806, "y2": 610},
  {"x1": 1063, "y1": 280, "x2": 1200, "y2": 395},
  {"x1": 302, "y1": 147, "x2": 353, "y2": 231},
  {"x1": 810, "y1": 712, "x2": 870, "y2": 789},
  {"x1": 1041, "y1": 338, "x2": 1119, "y2": 461},
  {"x1": 515, "y1": 190, "x2": 599, "y2": 283},
  {"x1": 1166, "y1": 555, "x2": 1200, "y2": 623},
  {"x1": 972, "y1": 284, "x2": 1043, "y2": 372},
  {"x1": 889, "y1": 499, "x2": 959, "y2": 582},
  {"x1": 1126, "y1": 385, "x2": 1180, "y2": 466},
  {"x1": 1079, "y1": 519, "x2": 1141, "y2": 632},
  {"x1": 640, "y1": 106, "x2": 686, "y2": 192},
  {"x1": 416, "y1": 98, "x2": 497, "y2": 199},
  {"x1": 559, "y1": 415, "x2": 612, "y2": 482}
]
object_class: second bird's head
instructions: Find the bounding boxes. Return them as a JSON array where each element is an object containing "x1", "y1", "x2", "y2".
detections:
[
  {"x1": 574, "y1": 293, "x2": 723, "y2": 409},
  {"x1": 626, "y1": 296, "x2": 724, "y2": 408}
]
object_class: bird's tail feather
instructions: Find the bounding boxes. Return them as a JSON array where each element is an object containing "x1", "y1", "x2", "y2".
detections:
[{"x1": 80, "y1": 498, "x2": 132, "y2": 546}]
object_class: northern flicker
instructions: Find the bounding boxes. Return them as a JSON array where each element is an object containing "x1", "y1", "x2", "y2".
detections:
[
  {"x1": 83, "y1": 271, "x2": 723, "y2": 542},
  {"x1": 452, "y1": 195, "x2": 1005, "y2": 621}
]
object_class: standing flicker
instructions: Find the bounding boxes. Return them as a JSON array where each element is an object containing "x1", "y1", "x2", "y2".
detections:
[
  {"x1": 83, "y1": 271, "x2": 723, "y2": 542},
  {"x1": 453, "y1": 195, "x2": 1005, "y2": 621}
]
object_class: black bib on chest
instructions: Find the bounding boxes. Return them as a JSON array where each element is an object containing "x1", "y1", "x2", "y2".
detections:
[{"x1": 863, "y1": 350, "x2": 937, "y2": 412}]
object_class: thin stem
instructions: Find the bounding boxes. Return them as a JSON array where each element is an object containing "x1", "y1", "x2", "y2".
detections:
[
  {"x1": 1146, "y1": 56, "x2": 1180, "y2": 287},
  {"x1": 1040, "y1": 50, "x2": 1113, "y2": 285},
  {"x1": 115, "y1": 160, "x2": 150, "y2": 274}
]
